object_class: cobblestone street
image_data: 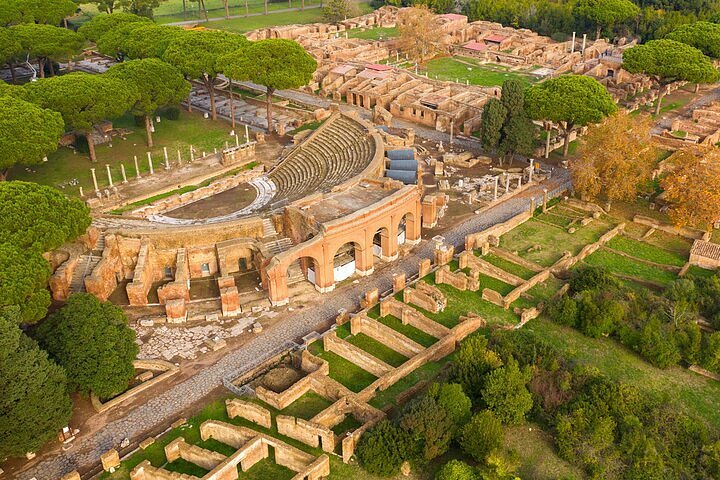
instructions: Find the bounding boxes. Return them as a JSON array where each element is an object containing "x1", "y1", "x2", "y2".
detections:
[{"x1": 18, "y1": 150, "x2": 569, "y2": 480}]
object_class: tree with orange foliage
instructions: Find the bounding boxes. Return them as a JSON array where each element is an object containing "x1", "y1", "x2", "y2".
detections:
[
  {"x1": 571, "y1": 112, "x2": 655, "y2": 210},
  {"x1": 397, "y1": 6, "x2": 443, "y2": 63},
  {"x1": 660, "y1": 146, "x2": 720, "y2": 230}
]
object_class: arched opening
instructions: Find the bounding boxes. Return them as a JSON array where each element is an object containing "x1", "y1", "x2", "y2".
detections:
[
  {"x1": 290, "y1": 256, "x2": 320, "y2": 286},
  {"x1": 399, "y1": 211, "x2": 419, "y2": 245},
  {"x1": 373, "y1": 227, "x2": 391, "y2": 261},
  {"x1": 398, "y1": 215, "x2": 408, "y2": 246},
  {"x1": 332, "y1": 241, "x2": 361, "y2": 283}
]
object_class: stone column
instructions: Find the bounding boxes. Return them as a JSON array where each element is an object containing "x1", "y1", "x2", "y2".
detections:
[
  {"x1": 517, "y1": 176, "x2": 522, "y2": 189},
  {"x1": 121, "y1": 164, "x2": 128, "y2": 183},
  {"x1": 354, "y1": 244, "x2": 374, "y2": 276},
  {"x1": 164, "y1": 147, "x2": 170, "y2": 170},
  {"x1": 177, "y1": 149, "x2": 182, "y2": 166},
  {"x1": 91, "y1": 168, "x2": 99, "y2": 192},
  {"x1": 245, "y1": 124, "x2": 249, "y2": 144},
  {"x1": 134, "y1": 155, "x2": 141, "y2": 179},
  {"x1": 542, "y1": 188, "x2": 548, "y2": 213},
  {"x1": 79, "y1": 186, "x2": 84, "y2": 197},
  {"x1": 105, "y1": 164, "x2": 113, "y2": 187},
  {"x1": 235, "y1": 134, "x2": 240, "y2": 147},
  {"x1": 147, "y1": 152, "x2": 154, "y2": 175},
  {"x1": 493, "y1": 176, "x2": 498, "y2": 200},
  {"x1": 582, "y1": 34, "x2": 587, "y2": 54},
  {"x1": 190, "y1": 145, "x2": 195, "y2": 162},
  {"x1": 571, "y1": 31, "x2": 576, "y2": 53},
  {"x1": 505, "y1": 174, "x2": 510, "y2": 193}
]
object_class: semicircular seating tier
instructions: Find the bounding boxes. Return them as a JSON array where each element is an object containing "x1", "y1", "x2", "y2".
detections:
[{"x1": 268, "y1": 113, "x2": 377, "y2": 203}]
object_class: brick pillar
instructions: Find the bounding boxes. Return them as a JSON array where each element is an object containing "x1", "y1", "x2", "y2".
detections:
[
  {"x1": 418, "y1": 258, "x2": 432, "y2": 278},
  {"x1": 405, "y1": 207, "x2": 421, "y2": 245},
  {"x1": 354, "y1": 243, "x2": 374, "y2": 276},
  {"x1": 165, "y1": 298, "x2": 187, "y2": 323},
  {"x1": 393, "y1": 273, "x2": 406, "y2": 292},
  {"x1": 315, "y1": 255, "x2": 335, "y2": 294},
  {"x1": 218, "y1": 276, "x2": 241, "y2": 317},
  {"x1": 267, "y1": 266, "x2": 289, "y2": 306}
]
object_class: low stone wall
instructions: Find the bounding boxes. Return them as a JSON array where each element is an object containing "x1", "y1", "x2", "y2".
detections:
[
  {"x1": 323, "y1": 332, "x2": 392, "y2": 377},
  {"x1": 489, "y1": 247, "x2": 543, "y2": 272},
  {"x1": 459, "y1": 251, "x2": 525, "y2": 286},
  {"x1": 350, "y1": 314, "x2": 423, "y2": 357},
  {"x1": 465, "y1": 209, "x2": 533, "y2": 251},
  {"x1": 85, "y1": 242, "x2": 124, "y2": 301},
  {"x1": 633, "y1": 215, "x2": 708, "y2": 241},
  {"x1": 403, "y1": 281, "x2": 447, "y2": 313},
  {"x1": 502, "y1": 269, "x2": 551, "y2": 309},
  {"x1": 379, "y1": 297, "x2": 449, "y2": 339},
  {"x1": 226, "y1": 398, "x2": 272, "y2": 429},
  {"x1": 435, "y1": 265, "x2": 479, "y2": 291},
  {"x1": 552, "y1": 223, "x2": 625, "y2": 273},
  {"x1": 91, "y1": 360, "x2": 179, "y2": 413},
  {"x1": 165, "y1": 437, "x2": 226, "y2": 471},
  {"x1": 49, "y1": 254, "x2": 79, "y2": 301},
  {"x1": 276, "y1": 415, "x2": 334, "y2": 452}
]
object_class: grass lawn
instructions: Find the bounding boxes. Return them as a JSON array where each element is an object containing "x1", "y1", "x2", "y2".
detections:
[
  {"x1": 419, "y1": 275, "x2": 519, "y2": 327},
  {"x1": 500, "y1": 217, "x2": 614, "y2": 267},
  {"x1": 423, "y1": 56, "x2": 538, "y2": 87},
  {"x1": 606, "y1": 235, "x2": 687, "y2": 267},
  {"x1": 347, "y1": 26, "x2": 397, "y2": 40},
  {"x1": 347, "y1": 333, "x2": 408, "y2": 367},
  {"x1": 367, "y1": 308, "x2": 439, "y2": 348},
  {"x1": 526, "y1": 276, "x2": 565, "y2": 303},
  {"x1": 526, "y1": 318, "x2": 720, "y2": 429},
  {"x1": 481, "y1": 253, "x2": 536, "y2": 280},
  {"x1": 280, "y1": 392, "x2": 333, "y2": 420},
  {"x1": 9, "y1": 111, "x2": 238, "y2": 197},
  {"x1": 331, "y1": 415, "x2": 363, "y2": 435},
  {"x1": 505, "y1": 423, "x2": 585, "y2": 480},
  {"x1": 686, "y1": 265, "x2": 718, "y2": 279},
  {"x1": 583, "y1": 249, "x2": 678, "y2": 287},
  {"x1": 308, "y1": 343, "x2": 377, "y2": 392},
  {"x1": 205, "y1": 1, "x2": 373, "y2": 32},
  {"x1": 154, "y1": 0, "x2": 324, "y2": 23}
]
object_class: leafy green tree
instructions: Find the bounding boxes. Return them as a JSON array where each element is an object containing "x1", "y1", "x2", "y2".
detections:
[
  {"x1": 24, "y1": 72, "x2": 138, "y2": 161},
  {"x1": 525, "y1": 75, "x2": 617, "y2": 156},
  {"x1": 164, "y1": 29, "x2": 248, "y2": 121},
  {"x1": 570, "y1": 265, "x2": 620, "y2": 293},
  {"x1": 1, "y1": 0, "x2": 77, "y2": 25},
  {"x1": 0, "y1": 244, "x2": 51, "y2": 324},
  {"x1": 0, "y1": 309, "x2": 72, "y2": 459},
  {"x1": 118, "y1": 0, "x2": 164, "y2": 17},
  {"x1": 0, "y1": 95, "x2": 64, "y2": 181},
  {"x1": 0, "y1": 181, "x2": 91, "y2": 252},
  {"x1": 574, "y1": 0, "x2": 639, "y2": 39},
  {"x1": 95, "y1": 20, "x2": 147, "y2": 59},
  {"x1": 324, "y1": 0, "x2": 358, "y2": 23},
  {"x1": 356, "y1": 419, "x2": 413, "y2": 476},
  {"x1": 577, "y1": 293, "x2": 622, "y2": 338},
  {"x1": 623, "y1": 40, "x2": 719, "y2": 114},
  {"x1": 702, "y1": 332, "x2": 720, "y2": 372},
  {"x1": 119, "y1": 24, "x2": 183, "y2": 59},
  {"x1": 86, "y1": 0, "x2": 121, "y2": 13},
  {"x1": 400, "y1": 396, "x2": 456, "y2": 461},
  {"x1": 547, "y1": 295, "x2": 579, "y2": 327},
  {"x1": 480, "y1": 98, "x2": 507, "y2": 153},
  {"x1": 435, "y1": 459, "x2": 477, "y2": 480},
  {"x1": 107, "y1": 58, "x2": 190, "y2": 146},
  {"x1": 460, "y1": 410, "x2": 504, "y2": 462},
  {"x1": 219, "y1": 39, "x2": 316, "y2": 133},
  {"x1": 482, "y1": 357, "x2": 533, "y2": 424},
  {"x1": 452, "y1": 334, "x2": 504, "y2": 403},
  {"x1": 78, "y1": 11, "x2": 151, "y2": 42},
  {"x1": 665, "y1": 21, "x2": 720, "y2": 58},
  {"x1": 498, "y1": 113, "x2": 535, "y2": 165},
  {"x1": 500, "y1": 79, "x2": 525, "y2": 117},
  {"x1": 12, "y1": 24, "x2": 84, "y2": 78},
  {"x1": 0, "y1": 28, "x2": 21, "y2": 83},
  {"x1": 37, "y1": 293, "x2": 138, "y2": 399},
  {"x1": 638, "y1": 316, "x2": 681, "y2": 368},
  {"x1": 428, "y1": 382, "x2": 472, "y2": 425}
]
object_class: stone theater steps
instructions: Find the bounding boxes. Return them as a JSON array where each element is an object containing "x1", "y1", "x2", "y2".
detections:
[{"x1": 69, "y1": 255, "x2": 102, "y2": 293}]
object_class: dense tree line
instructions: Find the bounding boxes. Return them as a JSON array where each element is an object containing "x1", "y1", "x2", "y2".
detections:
[{"x1": 547, "y1": 266, "x2": 720, "y2": 373}]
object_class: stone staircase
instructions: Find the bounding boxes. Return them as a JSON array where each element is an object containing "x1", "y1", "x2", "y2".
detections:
[
  {"x1": 262, "y1": 218, "x2": 277, "y2": 237},
  {"x1": 287, "y1": 261, "x2": 306, "y2": 284},
  {"x1": 69, "y1": 254, "x2": 102, "y2": 293},
  {"x1": 263, "y1": 237, "x2": 293, "y2": 256}
]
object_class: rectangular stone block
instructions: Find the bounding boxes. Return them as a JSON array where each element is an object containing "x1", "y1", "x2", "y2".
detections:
[
  {"x1": 171, "y1": 418, "x2": 187, "y2": 429},
  {"x1": 101, "y1": 449, "x2": 120, "y2": 472},
  {"x1": 60, "y1": 471, "x2": 81, "y2": 480},
  {"x1": 392, "y1": 273, "x2": 406, "y2": 293},
  {"x1": 418, "y1": 258, "x2": 432, "y2": 278},
  {"x1": 139, "y1": 437, "x2": 155, "y2": 450}
]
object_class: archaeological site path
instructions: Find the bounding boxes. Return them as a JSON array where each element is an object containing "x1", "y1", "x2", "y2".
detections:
[{"x1": 18, "y1": 165, "x2": 569, "y2": 480}]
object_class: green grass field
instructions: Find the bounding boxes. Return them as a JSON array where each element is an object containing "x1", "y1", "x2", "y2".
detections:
[
  {"x1": 9, "y1": 111, "x2": 238, "y2": 197},
  {"x1": 422, "y1": 56, "x2": 539, "y2": 87},
  {"x1": 347, "y1": 26, "x2": 397, "y2": 40},
  {"x1": 280, "y1": 391, "x2": 333, "y2": 420},
  {"x1": 204, "y1": 1, "x2": 373, "y2": 32},
  {"x1": 583, "y1": 249, "x2": 678, "y2": 287},
  {"x1": 367, "y1": 308, "x2": 439, "y2": 348},
  {"x1": 347, "y1": 333, "x2": 408, "y2": 367},
  {"x1": 308, "y1": 343, "x2": 377, "y2": 392},
  {"x1": 480, "y1": 253, "x2": 537, "y2": 280},
  {"x1": 606, "y1": 235, "x2": 688, "y2": 267},
  {"x1": 500, "y1": 217, "x2": 614, "y2": 267}
]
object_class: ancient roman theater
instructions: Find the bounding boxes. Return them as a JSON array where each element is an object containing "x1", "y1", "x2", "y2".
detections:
[{"x1": 49, "y1": 109, "x2": 430, "y2": 320}]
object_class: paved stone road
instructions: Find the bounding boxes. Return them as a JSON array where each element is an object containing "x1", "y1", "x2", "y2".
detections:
[{"x1": 18, "y1": 167, "x2": 568, "y2": 480}]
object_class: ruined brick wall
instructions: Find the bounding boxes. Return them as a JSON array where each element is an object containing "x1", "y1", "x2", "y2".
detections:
[
  {"x1": 465, "y1": 209, "x2": 532, "y2": 250},
  {"x1": 226, "y1": 399, "x2": 272, "y2": 429},
  {"x1": 435, "y1": 265, "x2": 479, "y2": 291},
  {"x1": 502, "y1": 269, "x2": 551, "y2": 308},
  {"x1": 126, "y1": 241, "x2": 155, "y2": 306},
  {"x1": 323, "y1": 332, "x2": 392, "y2": 377},
  {"x1": 380, "y1": 297, "x2": 449, "y2": 339},
  {"x1": 165, "y1": 437, "x2": 226, "y2": 471},
  {"x1": 49, "y1": 255, "x2": 79, "y2": 301},
  {"x1": 459, "y1": 251, "x2": 524, "y2": 286},
  {"x1": 85, "y1": 237, "x2": 124, "y2": 302},
  {"x1": 350, "y1": 314, "x2": 423, "y2": 357},
  {"x1": 276, "y1": 415, "x2": 334, "y2": 452}
]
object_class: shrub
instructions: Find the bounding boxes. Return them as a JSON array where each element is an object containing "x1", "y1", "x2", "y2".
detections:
[
  {"x1": 163, "y1": 105, "x2": 181, "y2": 120},
  {"x1": 356, "y1": 420, "x2": 412, "y2": 476},
  {"x1": 482, "y1": 357, "x2": 533, "y2": 425},
  {"x1": 547, "y1": 295, "x2": 579, "y2": 327},
  {"x1": 570, "y1": 265, "x2": 619, "y2": 293},
  {"x1": 436, "y1": 459, "x2": 477, "y2": 480},
  {"x1": 460, "y1": 410, "x2": 504, "y2": 462},
  {"x1": 451, "y1": 334, "x2": 503, "y2": 402},
  {"x1": 428, "y1": 383, "x2": 472, "y2": 426}
]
